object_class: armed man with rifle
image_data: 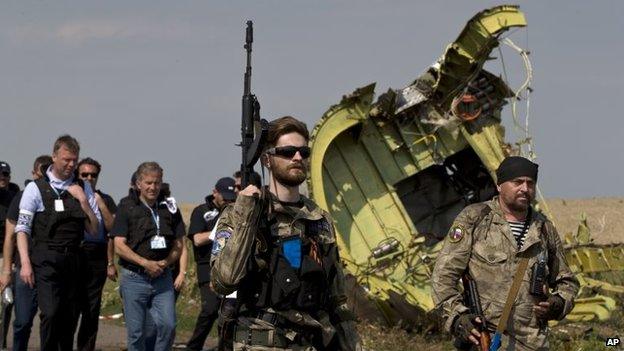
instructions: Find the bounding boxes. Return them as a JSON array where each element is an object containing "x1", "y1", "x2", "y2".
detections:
[
  {"x1": 210, "y1": 21, "x2": 361, "y2": 351},
  {"x1": 432, "y1": 156, "x2": 579, "y2": 350}
]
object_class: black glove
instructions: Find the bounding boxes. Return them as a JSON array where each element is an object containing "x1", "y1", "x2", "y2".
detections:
[
  {"x1": 452, "y1": 313, "x2": 480, "y2": 343},
  {"x1": 541, "y1": 295, "x2": 565, "y2": 321}
]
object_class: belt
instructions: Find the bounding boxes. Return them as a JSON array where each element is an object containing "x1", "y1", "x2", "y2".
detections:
[
  {"x1": 121, "y1": 263, "x2": 147, "y2": 275},
  {"x1": 234, "y1": 327, "x2": 292, "y2": 349},
  {"x1": 80, "y1": 241, "x2": 108, "y2": 248},
  {"x1": 34, "y1": 242, "x2": 80, "y2": 254},
  {"x1": 255, "y1": 311, "x2": 288, "y2": 326}
]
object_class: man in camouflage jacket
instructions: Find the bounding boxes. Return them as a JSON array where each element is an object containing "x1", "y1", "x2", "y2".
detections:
[
  {"x1": 211, "y1": 116, "x2": 361, "y2": 351},
  {"x1": 432, "y1": 156, "x2": 579, "y2": 351}
]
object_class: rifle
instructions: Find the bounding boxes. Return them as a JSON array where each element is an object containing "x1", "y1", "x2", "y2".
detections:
[
  {"x1": 240, "y1": 20, "x2": 268, "y2": 189},
  {"x1": 462, "y1": 273, "x2": 491, "y2": 351}
]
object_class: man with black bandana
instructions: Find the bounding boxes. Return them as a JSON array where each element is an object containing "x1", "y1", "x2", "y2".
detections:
[
  {"x1": 211, "y1": 116, "x2": 361, "y2": 351},
  {"x1": 432, "y1": 156, "x2": 579, "y2": 350}
]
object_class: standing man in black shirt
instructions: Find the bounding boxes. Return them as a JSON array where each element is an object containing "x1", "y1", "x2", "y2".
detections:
[
  {"x1": 1, "y1": 155, "x2": 51, "y2": 351},
  {"x1": 112, "y1": 161, "x2": 185, "y2": 351},
  {"x1": 0, "y1": 160, "x2": 19, "y2": 349},
  {"x1": 72, "y1": 157, "x2": 118, "y2": 351},
  {"x1": 185, "y1": 177, "x2": 237, "y2": 351}
]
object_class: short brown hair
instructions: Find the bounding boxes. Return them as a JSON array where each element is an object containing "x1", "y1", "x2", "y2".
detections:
[
  {"x1": 33, "y1": 155, "x2": 52, "y2": 172},
  {"x1": 136, "y1": 161, "x2": 163, "y2": 181},
  {"x1": 53, "y1": 134, "x2": 80, "y2": 155},
  {"x1": 266, "y1": 116, "x2": 309, "y2": 149}
]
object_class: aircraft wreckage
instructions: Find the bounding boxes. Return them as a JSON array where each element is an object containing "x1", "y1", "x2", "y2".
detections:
[{"x1": 306, "y1": 5, "x2": 624, "y2": 327}]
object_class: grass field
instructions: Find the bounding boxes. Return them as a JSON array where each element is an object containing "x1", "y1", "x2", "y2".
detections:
[{"x1": 99, "y1": 197, "x2": 624, "y2": 350}]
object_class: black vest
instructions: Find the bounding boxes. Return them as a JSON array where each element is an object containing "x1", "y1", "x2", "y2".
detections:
[
  {"x1": 31, "y1": 178, "x2": 86, "y2": 247},
  {"x1": 0, "y1": 183, "x2": 19, "y2": 241},
  {"x1": 123, "y1": 200, "x2": 177, "y2": 262},
  {"x1": 239, "y1": 216, "x2": 339, "y2": 313}
]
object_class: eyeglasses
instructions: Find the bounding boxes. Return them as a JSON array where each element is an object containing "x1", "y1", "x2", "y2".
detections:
[
  {"x1": 265, "y1": 146, "x2": 311, "y2": 159},
  {"x1": 0, "y1": 171, "x2": 9, "y2": 177},
  {"x1": 80, "y1": 172, "x2": 99, "y2": 179}
]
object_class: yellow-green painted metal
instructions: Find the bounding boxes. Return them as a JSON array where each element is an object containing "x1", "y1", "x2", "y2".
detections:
[
  {"x1": 307, "y1": 5, "x2": 624, "y2": 326},
  {"x1": 435, "y1": 5, "x2": 526, "y2": 108},
  {"x1": 308, "y1": 4, "x2": 528, "y2": 319},
  {"x1": 564, "y1": 295, "x2": 617, "y2": 322}
]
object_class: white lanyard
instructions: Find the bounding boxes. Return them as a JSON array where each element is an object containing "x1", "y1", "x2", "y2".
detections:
[
  {"x1": 142, "y1": 201, "x2": 160, "y2": 236},
  {"x1": 50, "y1": 186, "x2": 66, "y2": 199}
]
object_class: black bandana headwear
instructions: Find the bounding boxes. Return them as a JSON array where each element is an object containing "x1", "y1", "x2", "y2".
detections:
[{"x1": 496, "y1": 156, "x2": 538, "y2": 185}]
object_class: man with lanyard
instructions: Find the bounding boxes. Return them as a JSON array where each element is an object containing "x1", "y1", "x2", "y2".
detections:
[
  {"x1": 432, "y1": 156, "x2": 579, "y2": 350},
  {"x1": 71, "y1": 157, "x2": 117, "y2": 351},
  {"x1": 1, "y1": 155, "x2": 51, "y2": 351},
  {"x1": 0, "y1": 160, "x2": 19, "y2": 349},
  {"x1": 185, "y1": 177, "x2": 237, "y2": 351},
  {"x1": 16, "y1": 135, "x2": 99, "y2": 350},
  {"x1": 212, "y1": 116, "x2": 362, "y2": 351},
  {"x1": 112, "y1": 161, "x2": 185, "y2": 351}
]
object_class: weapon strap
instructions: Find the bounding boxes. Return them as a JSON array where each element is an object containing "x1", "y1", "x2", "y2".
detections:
[
  {"x1": 495, "y1": 208, "x2": 532, "y2": 335},
  {"x1": 495, "y1": 256, "x2": 529, "y2": 334}
]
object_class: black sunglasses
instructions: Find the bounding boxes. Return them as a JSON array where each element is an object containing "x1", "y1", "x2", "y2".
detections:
[
  {"x1": 80, "y1": 172, "x2": 99, "y2": 179},
  {"x1": 0, "y1": 171, "x2": 9, "y2": 177},
  {"x1": 266, "y1": 146, "x2": 311, "y2": 159}
]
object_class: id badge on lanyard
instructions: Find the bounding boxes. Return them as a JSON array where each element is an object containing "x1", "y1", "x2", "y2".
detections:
[
  {"x1": 145, "y1": 204, "x2": 167, "y2": 250},
  {"x1": 52, "y1": 187, "x2": 65, "y2": 212}
]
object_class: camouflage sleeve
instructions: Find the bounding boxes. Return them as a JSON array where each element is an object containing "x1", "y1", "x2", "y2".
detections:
[
  {"x1": 325, "y1": 214, "x2": 362, "y2": 350},
  {"x1": 211, "y1": 195, "x2": 263, "y2": 295},
  {"x1": 544, "y1": 221, "x2": 580, "y2": 319},
  {"x1": 209, "y1": 206, "x2": 232, "y2": 266},
  {"x1": 431, "y1": 206, "x2": 480, "y2": 332}
]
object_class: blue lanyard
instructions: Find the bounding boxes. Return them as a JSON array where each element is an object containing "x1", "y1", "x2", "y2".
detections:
[{"x1": 142, "y1": 201, "x2": 160, "y2": 236}]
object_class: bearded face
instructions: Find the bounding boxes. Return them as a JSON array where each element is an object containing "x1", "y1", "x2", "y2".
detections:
[
  {"x1": 497, "y1": 176, "x2": 536, "y2": 212},
  {"x1": 267, "y1": 132, "x2": 309, "y2": 188}
]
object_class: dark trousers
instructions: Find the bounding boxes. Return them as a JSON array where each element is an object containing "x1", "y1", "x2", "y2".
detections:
[
  {"x1": 71, "y1": 242, "x2": 108, "y2": 351},
  {"x1": 186, "y1": 281, "x2": 220, "y2": 351},
  {"x1": 32, "y1": 245, "x2": 80, "y2": 351},
  {"x1": 32, "y1": 245, "x2": 79, "y2": 351},
  {"x1": 13, "y1": 265, "x2": 37, "y2": 351},
  {"x1": 217, "y1": 298, "x2": 238, "y2": 351},
  {"x1": 0, "y1": 299, "x2": 12, "y2": 348}
]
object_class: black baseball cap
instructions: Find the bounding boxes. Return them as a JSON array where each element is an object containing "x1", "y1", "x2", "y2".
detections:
[
  {"x1": 215, "y1": 177, "x2": 237, "y2": 201},
  {"x1": 0, "y1": 161, "x2": 10, "y2": 174}
]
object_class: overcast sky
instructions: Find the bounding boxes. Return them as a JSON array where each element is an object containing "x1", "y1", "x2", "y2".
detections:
[{"x1": 1, "y1": 1, "x2": 622, "y2": 203}]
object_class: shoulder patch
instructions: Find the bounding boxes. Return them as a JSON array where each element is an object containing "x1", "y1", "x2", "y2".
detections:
[
  {"x1": 448, "y1": 225, "x2": 465, "y2": 243},
  {"x1": 211, "y1": 230, "x2": 232, "y2": 256}
]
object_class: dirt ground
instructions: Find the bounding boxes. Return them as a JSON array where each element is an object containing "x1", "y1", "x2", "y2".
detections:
[
  {"x1": 544, "y1": 197, "x2": 624, "y2": 244},
  {"x1": 8, "y1": 197, "x2": 621, "y2": 350}
]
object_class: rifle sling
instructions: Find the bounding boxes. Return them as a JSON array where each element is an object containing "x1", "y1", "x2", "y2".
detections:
[{"x1": 495, "y1": 256, "x2": 530, "y2": 334}]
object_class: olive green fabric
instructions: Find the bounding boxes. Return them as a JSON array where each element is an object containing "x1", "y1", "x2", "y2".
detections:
[
  {"x1": 432, "y1": 197, "x2": 579, "y2": 350},
  {"x1": 211, "y1": 193, "x2": 361, "y2": 351}
]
